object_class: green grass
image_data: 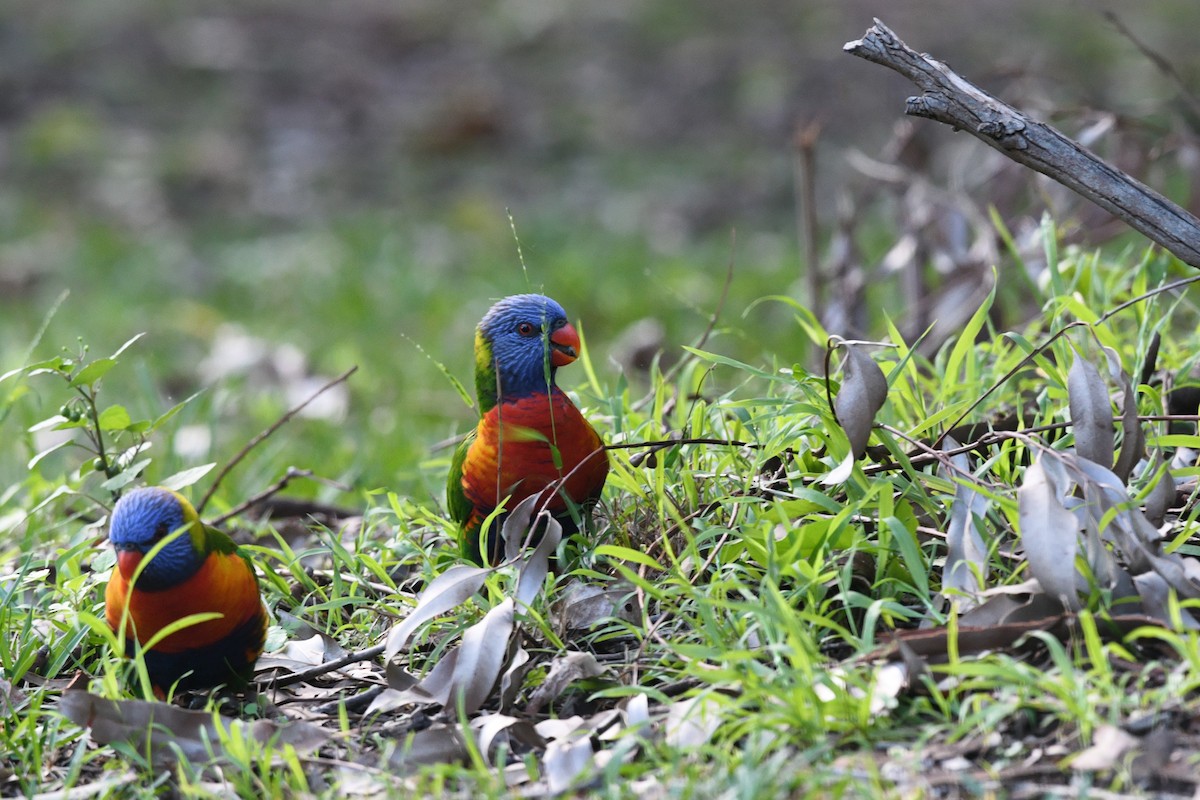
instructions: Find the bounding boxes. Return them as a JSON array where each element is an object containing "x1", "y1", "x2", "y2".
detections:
[{"x1": 4, "y1": 215, "x2": 1200, "y2": 796}]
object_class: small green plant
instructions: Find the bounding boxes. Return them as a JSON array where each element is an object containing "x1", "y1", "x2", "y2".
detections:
[{"x1": 16, "y1": 334, "x2": 207, "y2": 497}]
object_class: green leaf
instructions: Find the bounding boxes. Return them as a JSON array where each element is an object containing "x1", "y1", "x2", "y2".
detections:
[
  {"x1": 680, "y1": 347, "x2": 778, "y2": 379},
  {"x1": 97, "y1": 405, "x2": 132, "y2": 431},
  {"x1": 70, "y1": 358, "x2": 117, "y2": 388},
  {"x1": 595, "y1": 544, "x2": 665, "y2": 570},
  {"x1": 151, "y1": 390, "x2": 204, "y2": 430},
  {"x1": 92, "y1": 546, "x2": 116, "y2": 573},
  {"x1": 28, "y1": 415, "x2": 70, "y2": 433},
  {"x1": 101, "y1": 458, "x2": 151, "y2": 491},
  {"x1": 110, "y1": 332, "x2": 146, "y2": 360},
  {"x1": 28, "y1": 438, "x2": 73, "y2": 470},
  {"x1": 942, "y1": 282, "x2": 995, "y2": 390},
  {"x1": 1, "y1": 357, "x2": 64, "y2": 384},
  {"x1": 160, "y1": 463, "x2": 217, "y2": 491}
]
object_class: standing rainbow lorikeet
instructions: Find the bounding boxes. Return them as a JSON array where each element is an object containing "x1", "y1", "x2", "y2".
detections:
[
  {"x1": 447, "y1": 294, "x2": 609, "y2": 564},
  {"x1": 104, "y1": 487, "x2": 268, "y2": 693}
]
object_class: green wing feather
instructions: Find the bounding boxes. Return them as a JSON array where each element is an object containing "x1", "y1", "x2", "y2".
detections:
[{"x1": 447, "y1": 428, "x2": 482, "y2": 561}]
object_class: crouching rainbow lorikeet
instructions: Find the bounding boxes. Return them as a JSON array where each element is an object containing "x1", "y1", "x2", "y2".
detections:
[
  {"x1": 447, "y1": 294, "x2": 609, "y2": 564},
  {"x1": 104, "y1": 487, "x2": 268, "y2": 693}
]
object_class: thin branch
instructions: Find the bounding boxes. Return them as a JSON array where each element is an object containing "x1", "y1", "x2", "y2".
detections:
[
  {"x1": 793, "y1": 122, "x2": 823, "y2": 313},
  {"x1": 844, "y1": 19, "x2": 1200, "y2": 267},
  {"x1": 605, "y1": 436, "x2": 749, "y2": 452},
  {"x1": 197, "y1": 366, "x2": 358, "y2": 514},
  {"x1": 1104, "y1": 11, "x2": 1200, "y2": 127},
  {"x1": 263, "y1": 642, "x2": 385, "y2": 689},
  {"x1": 933, "y1": 322, "x2": 1087, "y2": 449},
  {"x1": 212, "y1": 467, "x2": 313, "y2": 526}
]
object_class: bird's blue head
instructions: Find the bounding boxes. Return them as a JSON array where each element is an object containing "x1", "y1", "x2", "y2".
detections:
[
  {"x1": 475, "y1": 293, "x2": 581, "y2": 408},
  {"x1": 109, "y1": 487, "x2": 206, "y2": 591}
]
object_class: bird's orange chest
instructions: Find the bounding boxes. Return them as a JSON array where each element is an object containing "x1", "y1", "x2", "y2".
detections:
[
  {"x1": 105, "y1": 550, "x2": 262, "y2": 654},
  {"x1": 462, "y1": 389, "x2": 606, "y2": 511}
]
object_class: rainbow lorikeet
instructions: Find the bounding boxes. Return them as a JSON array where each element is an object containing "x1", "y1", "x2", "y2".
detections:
[
  {"x1": 447, "y1": 294, "x2": 609, "y2": 564},
  {"x1": 104, "y1": 487, "x2": 268, "y2": 693}
]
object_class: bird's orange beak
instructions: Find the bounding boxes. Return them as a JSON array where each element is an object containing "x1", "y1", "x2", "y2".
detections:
[
  {"x1": 116, "y1": 549, "x2": 142, "y2": 580},
  {"x1": 549, "y1": 323, "x2": 580, "y2": 367}
]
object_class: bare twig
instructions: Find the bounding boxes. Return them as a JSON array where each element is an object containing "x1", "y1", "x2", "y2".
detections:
[
  {"x1": 793, "y1": 121, "x2": 822, "y2": 312},
  {"x1": 263, "y1": 642, "x2": 385, "y2": 689},
  {"x1": 213, "y1": 467, "x2": 313, "y2": 525},
  {"x1": 1104, "y1": 11, "x2": 1200, "y2": 127},
  {"x1": 197, "y1": 366, "x2": 358, "y2": 514},
  {"x1": 844, "y1": 19, "x2": 1200, "y2": 267}
]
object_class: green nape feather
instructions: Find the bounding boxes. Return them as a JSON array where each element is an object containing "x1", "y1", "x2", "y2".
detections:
[{"x1": 171, "y1": 487, "x2": 243, "y2": 561}]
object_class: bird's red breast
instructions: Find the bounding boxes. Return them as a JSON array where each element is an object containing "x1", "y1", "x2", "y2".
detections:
[
  {"x1": 460, "y1": 387, "x2": 607, "y2": 516},
  {"x1": 105, "y1": 548, "x2": 265, "y2": 658}
]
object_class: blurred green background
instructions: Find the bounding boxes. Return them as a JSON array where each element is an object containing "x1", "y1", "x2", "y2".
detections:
[{"x1": 3, "y1": 0, "x2": 1199, "y2": 500}]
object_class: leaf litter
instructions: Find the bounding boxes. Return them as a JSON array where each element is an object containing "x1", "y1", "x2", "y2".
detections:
[{"x1": 39, "y1": 300, "x2": 1200, "y2": 797}]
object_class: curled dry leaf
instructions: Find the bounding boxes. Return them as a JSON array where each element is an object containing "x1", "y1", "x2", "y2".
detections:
[
  {"x1": 1070, "y1": 724, "x2": 1139, "y2": 771},
  {"x1": 526, "y1": 651, "x2": 606, "y2": 715},
  {"x1": 59, "y1": 690, "x2": 328, "y2": 768},
  {"x1": 369, "y1": 648, "x2": 460, "y2": 715},
  {"x1": 664, "y1": 695, "x2": 723, "y2": 749},
  {"x1": 624, "y1": 693, "x2": 650, "y2": 728},
  {"x1": 503, "y1": 494, "x2": 542, "y2": 564},
  {"x1": 256, "y1": 632, "x2": 348, "y2": 675},
  {"x1": 0, "y1": 677, "x2": 25, "y2": 715},
  {"x1": 1077, "y1": 501, "x2": 1122, "y2": 594},
  {"x1": 384, "y1": 563, "x2": 489, "y2": 661},
  {"x1": 832, "y1": 342, "x2": 888, "y2": 460},
  {"x1": 499, "y1": 644, "x2": 532, "y2": 711},
  {"x1": 1142, "y1": 452, "x2": 1175, "y2": 527},
  {"x1": 1067, "y1": 348, "x2": 1115, "y2": 470},
  {"x1": 941, "y1": 437, "x2": 989, "y2": 607},
  {"x1": 371, "y1": 599, "x2": 516, "y2": 715},
  {"x1": 446, "y1": 598, "x2": 515, "y2": 715},
  {"x1": 550, "y1": 580, "x2": 640, "y2": 634},
  {"x1": 474, "y1": 712, "x2": 545, "y2": 759},
  {"x1": 1018, "y1": 456, "x2": 1082, "y2": 610},
  {"x1": 387, "y1": 724, "x2": 468, "y2": 773},
  {"x1": 1130, "y1": 572, "x2": 1197, "y2": 629},
  {"x1": 1104, "y1": 346, "x2": 1144, "y2": 482},
  {"x1": 515, "y1": 512, "x2": 562, "y2": 609},
  {"x1": 543, "y1": 735, "x2": 595, "y2": 794}
]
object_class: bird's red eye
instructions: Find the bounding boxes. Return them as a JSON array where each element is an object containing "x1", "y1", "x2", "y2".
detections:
[
  {"x1": 153, "y1": 523, "x2": 170, "y2": 540},
  {"x1": 517, "y1": 322, "x2": 537, "y2": 336}
]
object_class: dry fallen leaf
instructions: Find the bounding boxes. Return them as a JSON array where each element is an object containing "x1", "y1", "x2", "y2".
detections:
[
  {"x1": 550, "y1": 580, "x2": 640, "y2": 634},
  {"x1": 383, "y1": 563, "x2": 490, "y2": 661},
  {"x1": 1104, "y1": 346, "x2": 1144, "y2": 482},
  {"x1": 1070, "y1": 724, "x2": 1138, "y2": 771},
  {"x1": 59, "y1": 690, "x2": 328, "y2": 768},
  {"x1": 664, "y1": 695, "x2": 723, "y2": 749},
  {"x1": 1018, "y1": 456, "x2": 1082, "y2": 610},
  {"x1": 387, "y1": 724, "x2": 468, "y2": 773},
  {"x1": 445, "y1": 598, "x2": 515, "y2": 715},
  {"x1": 941, "y1": 437, "x2": 989, "y2": 608},
  {"x1": 526, "y1": 651, "x2": 606, "y2": 715},
  {"x1": 1067, "y1": 347, "x2": 1115, "y2": 470},
  {"x1": 515, "y1": 512, "x2": 562, "y2": 609},
  {"x1": 832, "y1": 342, "x2": 888, "y2": 460},
  {"x1": 543, "y1": 735, "x2": 594, "y2": 794}
]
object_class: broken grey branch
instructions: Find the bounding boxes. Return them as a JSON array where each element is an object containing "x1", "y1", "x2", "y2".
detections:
[{"x1": 844, "y1": 19, "x2": 1200, "y2": 268}]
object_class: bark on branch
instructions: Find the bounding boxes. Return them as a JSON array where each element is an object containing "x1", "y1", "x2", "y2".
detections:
[{"x1": 844, "y1": 19, "x2": 1200, "y2": 268}]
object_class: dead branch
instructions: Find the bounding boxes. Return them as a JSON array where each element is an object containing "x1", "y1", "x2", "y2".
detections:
[
  {"x1": 197, "y1": 365, "x2": 358, "y2": 514},
  {"x1": 844, "y1": 19, "x2": 1200, "y2": 268}
]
